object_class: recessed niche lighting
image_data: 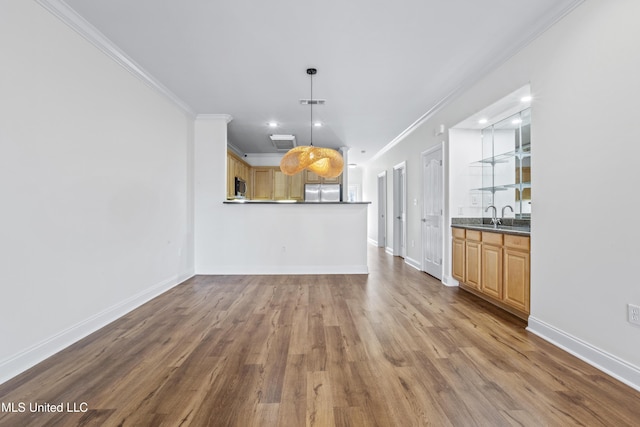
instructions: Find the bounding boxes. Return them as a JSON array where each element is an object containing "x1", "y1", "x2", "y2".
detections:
[
  {"x1": 313, "y1": 122, "x2": 323, "y2": 127},
  {"x1": 478, "y1": 118, "x2": 488, "y2": 124},
  {"x1": 348, "y1": 163, "x2": 357, "y2": 169},
  {"x1": 520, "y1": 95, "x2": 532, "y2": 103},
  {"x1": 267, "y1": 121, "x2": 278, "y2": 128}
]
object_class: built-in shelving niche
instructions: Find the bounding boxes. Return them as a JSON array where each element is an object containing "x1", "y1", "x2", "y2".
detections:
[{"x1": 471, "y1": 108, "x2": 531, "y2": 219}]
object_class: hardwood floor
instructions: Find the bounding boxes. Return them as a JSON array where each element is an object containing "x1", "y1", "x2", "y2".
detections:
[{"x1": 1, "y1": 245, "x2": 639, "y2": 426}]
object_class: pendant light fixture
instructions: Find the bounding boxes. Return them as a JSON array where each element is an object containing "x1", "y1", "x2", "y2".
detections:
[{"x1": 280, "y1": 68, "x2": 344, "y2": 178}]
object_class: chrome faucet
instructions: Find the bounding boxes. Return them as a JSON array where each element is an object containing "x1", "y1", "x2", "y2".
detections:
[
  {"x1": 502, "y1": 205, "x2": 514, "y2": 220},
  {"x1": 485, "y1": 205, "x2": 500, "y2": 228}
]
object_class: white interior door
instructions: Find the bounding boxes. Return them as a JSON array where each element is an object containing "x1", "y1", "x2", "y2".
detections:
[
  {"x1": 393, "y1": 163, "x2": 406, "y2": 257},
  {"x1": 422, "y1": 146, "x2": 443, "y2": 279},
  {"x1": 377, "y1": 171, "x2": 387, "y2": 248}
]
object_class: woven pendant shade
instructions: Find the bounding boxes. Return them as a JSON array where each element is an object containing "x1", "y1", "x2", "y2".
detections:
[
  {"x1": 279, "y1": 67, "x2": 344, "y2": 179},
  {"x1": 280, "y1": 146, "x2": 344, "y2": 178}
]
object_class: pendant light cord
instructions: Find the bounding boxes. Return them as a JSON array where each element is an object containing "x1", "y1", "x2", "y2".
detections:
[{"x1": 310, "y1": 71, "x2": 313, "y2": 146}]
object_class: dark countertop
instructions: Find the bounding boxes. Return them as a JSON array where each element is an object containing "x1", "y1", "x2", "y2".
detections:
[
  {"x1": 451, "y1": 217, "x2": 530, "y2": 236},
  {"x1": 224, "y1": 200, "x2": 371, "y2": 204}
]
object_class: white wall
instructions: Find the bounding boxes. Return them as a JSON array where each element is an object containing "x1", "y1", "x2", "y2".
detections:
[
  {"x1": 0, "y1": 1, "x2": 194, "y2": 383},
  {"x1": 363, "y1": 0, "x2": 640, "y2": 389},
  {"x1": 449, "y1": 129, "x2": 483, "y2": 218}
]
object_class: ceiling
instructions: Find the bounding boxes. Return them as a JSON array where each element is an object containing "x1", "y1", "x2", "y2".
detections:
[{"x1": 60, "y1": 0, "x2": 581, "y2": 165}]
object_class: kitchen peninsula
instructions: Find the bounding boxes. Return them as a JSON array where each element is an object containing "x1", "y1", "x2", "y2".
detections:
[
  {"x1": 203, "y1": 150, "x2": 369, "y2": 275},
  {"x1": 220, "y1": 199, "x2": 370, "y2": 274}
]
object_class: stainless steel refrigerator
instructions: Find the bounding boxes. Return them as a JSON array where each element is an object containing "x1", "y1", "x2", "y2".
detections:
[{"x1": 304, "y1": 184, "x2": 341, "y2": 202}]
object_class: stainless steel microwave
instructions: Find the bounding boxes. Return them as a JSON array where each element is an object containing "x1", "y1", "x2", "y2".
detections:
[{"x1": 234, "y1": 177, "x2": 247, "y2": 198}]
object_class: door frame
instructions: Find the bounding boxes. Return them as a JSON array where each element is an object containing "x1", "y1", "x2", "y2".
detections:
[
  {"x1": 392, "y1": 162, "x2": 407, "y2": 258},
  {"x1": 377, "y1": 171, "x2": 387, "y2": 248},
  {"x1": 421, "y1": 143, "x2": 445, "y2": 279}
]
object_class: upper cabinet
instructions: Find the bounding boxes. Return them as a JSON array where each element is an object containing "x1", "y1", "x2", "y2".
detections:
[
  {"x1": 227, "y1": 151, "x2": 251, "y2": 199},
  {"x1": 226, "y1": 152, "x2": 341, "y2": 201},
  {"x1": 305, "y1": 170, "x2": 342, "y2": 184},
  {"x1": 472, "y1": 108, "x2": 531, "y2": 219}
]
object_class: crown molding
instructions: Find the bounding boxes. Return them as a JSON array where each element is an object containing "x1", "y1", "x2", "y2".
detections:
[
  {"x1": 243, "y1": 152, "x2": 283, "y2": 158},
  {"x1": 369, "y1": 90, "x2": 456, "y2": 163},
  {"x1": 196, "y1": 114, "x2": 233, "y2": 123},
  {"x1": 35, "y1": 0, "x2": 196, "y2": 117},
  {"x1": 226, "y1": 142, "x2": 245, "y2": 157},
  {"x1": 367, "y1": 0, "x2": 584, "y2": 164}
]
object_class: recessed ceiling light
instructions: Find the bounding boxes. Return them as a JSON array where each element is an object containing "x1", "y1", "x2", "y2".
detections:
[
  {"x1": 268, "y1": 121, "x2": 278, "y2": 128},
  {"x1": 313, "y1": 122, "x2": 323, "y2": 127},
  {"x1": 520, "y1": 95, "x2": 532, "y2": 103},
  {"x1": 300, "y1": 99, "x2": 326, "y2": 105},
  {"x1": 512, "y1": 118, "x2": 523, "y2": 124},
  {"x1": 348, "y1": 163, "x2": 357, "y2": 168},
  {"x1": 478, "y1": 118, "x2": 488, "y2": 124}
]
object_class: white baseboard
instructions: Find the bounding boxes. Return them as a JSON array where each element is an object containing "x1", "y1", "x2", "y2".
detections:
[
  {"x1": 405, "y1": 256, "x2": 421, "y2": 271},
  {"x1": 196, "y1": 265, "x2": 369, "y2": 275},
  {"x1": 527, "y1": 317, "x2": 640, "y2": 392},
  {"x1": 367, "y1": 238, "x2": 378, "y2": 246},
  {"x1": 0, "y1": 270, "x2": 194, "y2": 386},
  {"x1": 441, "y1": 274, "x2": 459, "y2": 287},
  {"x1": 385, "y1": 246, "x2": 394, "y2": 255}
]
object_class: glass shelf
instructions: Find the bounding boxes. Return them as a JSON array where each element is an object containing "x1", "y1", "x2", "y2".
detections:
[
  {"x1": 471, "y1": 143, "x2": 531, "y2": 166},
  {"x1": 472, "y1": 182, "x2": 531, "y2": 193}
]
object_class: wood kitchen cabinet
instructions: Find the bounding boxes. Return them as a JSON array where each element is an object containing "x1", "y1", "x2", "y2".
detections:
[
  {"x1": 481, "y1": 231, "x2": 503, "y2": 299},
  {"x1": 289, "y1": 172, "x2": 304, "y2": 200},
  {"x1": 252, "y1": 167, "x2": 305, "y2": 201},
  {"x1": 273, "y1": 170, "x2": 288, "y2": 199},
  {"x1": 452, "y1": 226, "x2": 530, "y2": 319},
  {"x1": 452, "y1": 228, "x2": 465, "y2": 282},
  {"x1": 503, "y1": 234, "x2": 530, "y2": 313},
  {"x1": 305, "y1": 170, "x2": 342, "y2": 184},
  {"x1": 230, "y1": 157, "x2": 338, "y2": 201},
  {"x1": 464, "y1": 230, "x2": 482, "y2": 290},
  {"x1": 252, "y1": 168, "x2": 274, "y2": 200},
  {"x1": 227, "y1": 151, "x2": 251, "y2": 199},
  {"x1": 274, "y1": 170, "x2": 304, "y2": 201},
  {"x1": 227, "y1": 155, "x2": 235, "y2": 198}
]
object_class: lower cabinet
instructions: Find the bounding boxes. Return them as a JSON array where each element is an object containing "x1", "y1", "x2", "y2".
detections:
[
  {"x1": 452, "y1": 228, "x2": 465, "y2": 282},
  {"x1": 452, "y1": 227, "x2": 530, "y2": 319},
  {"x1": 465, "y1": 231, "x2": 482, "y2": 290},
  {"x1": 481, "y1": 236, "x2": 503, "y2": 299},
  {"x1": 503, "y1": 235, "x2": 530, "y2": 313}
]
